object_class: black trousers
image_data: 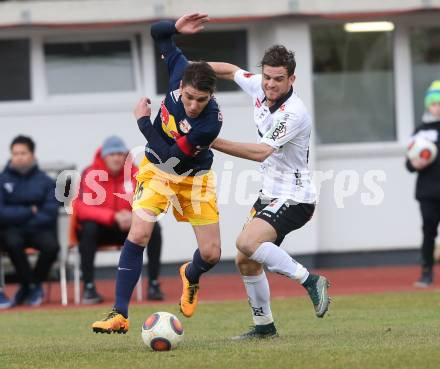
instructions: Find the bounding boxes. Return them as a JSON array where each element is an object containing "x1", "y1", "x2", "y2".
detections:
[
  {"x1": 78, "y1": 221, "x2": 162, "y2": 285},
  {"x1": 2, "y1": 228, "x2": 60, "y2": 286},
  {"x1": 419, "y1": 199, "x2": 440, "y2": 269}
]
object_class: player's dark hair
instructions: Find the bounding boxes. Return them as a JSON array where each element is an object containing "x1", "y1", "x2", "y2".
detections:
[
  {"x1": 10, "y1": 135, "x2": 35, "y2": 153},
  {"x1": 260, "y1": 45, "x2": 296, "y2": 76},
  {"x1": 182, "y1": 61, "x2": 217, "y2": 94}
]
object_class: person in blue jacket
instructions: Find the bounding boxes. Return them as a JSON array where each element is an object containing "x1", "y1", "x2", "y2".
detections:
[{"x1": 0, "y1": 135, "x2": 59, "y2": 307}]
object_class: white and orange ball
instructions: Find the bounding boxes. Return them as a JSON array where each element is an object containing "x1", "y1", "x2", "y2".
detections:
[
  {"x1": 407, "y1": 136, "x2": 438, "y2": 169},
  {"x1": 141, "y1": 312, "x2": 184, "y2": 351}
]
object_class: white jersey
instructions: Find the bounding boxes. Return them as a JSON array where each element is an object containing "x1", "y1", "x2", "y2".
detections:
[{"x1": 234, "y1": 69, "x2": 317, "y2": 203}]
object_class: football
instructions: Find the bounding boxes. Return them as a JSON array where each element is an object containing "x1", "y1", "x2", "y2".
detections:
[
  {"x1": 141, "y1": 312, "x2": 184, "y2": 351},
  {"x1": 407, "y1": 136, "x2": 438, "y2": 168}
]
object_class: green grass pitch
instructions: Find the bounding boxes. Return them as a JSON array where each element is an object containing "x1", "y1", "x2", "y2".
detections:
[{"x1": 1, "y1": 291, "x2": 440, "y2": 369}]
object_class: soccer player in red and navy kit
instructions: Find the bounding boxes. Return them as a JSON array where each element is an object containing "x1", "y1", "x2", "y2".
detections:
[{"x1": 92, "y1": 14, "x2": 223, "y2": 333}]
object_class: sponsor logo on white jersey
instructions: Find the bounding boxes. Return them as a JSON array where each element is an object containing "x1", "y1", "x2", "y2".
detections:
[{"x1": 270, "y1": 121, "x2": 287, "y2": 140}]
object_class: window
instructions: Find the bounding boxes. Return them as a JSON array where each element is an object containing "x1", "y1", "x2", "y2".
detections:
[
  {"x1": 155, "y1": 31, "x2": 247, "y2": 94},
  {"x1": 410, "y1": 27, "x2": 440, "y2": 124},
  {"x1": 0, "y1": 39, "x2": 31, "y2": 102},
  {"x1": 312, "y1": 25, "x2": 395, "y2": 144},
  {"x1": 44, "y1": 40, "x2": 136, "y2": 95}
]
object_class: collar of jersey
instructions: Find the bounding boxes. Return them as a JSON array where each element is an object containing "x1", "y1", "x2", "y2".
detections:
[{"x1": 262, "y1": 86, "x2": 294, "y2": 114}]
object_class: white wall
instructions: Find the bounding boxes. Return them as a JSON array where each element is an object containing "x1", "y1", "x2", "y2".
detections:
[
  {"x1": 0, "y1": 16, "x2": 428, "y2": 266},
  {"x1": 316, "y1": 145, "x2": 420, "y2": 253}
]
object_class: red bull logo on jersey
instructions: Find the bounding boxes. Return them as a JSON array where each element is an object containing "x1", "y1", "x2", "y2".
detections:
[
  {"x1": 160, "y1": 102, "x2": 170, "y2": 126},
  {"x1": 160, "y1": 102, "x2": 181, "y2": 140}
]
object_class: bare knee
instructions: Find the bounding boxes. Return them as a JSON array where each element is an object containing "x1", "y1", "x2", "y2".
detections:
[
  {"x1": 199, "y1": 239, "x2": 221, "y2": 264},
  {"x1": 127, "y1": 225, "x2": 151, "y2": 246},
  {"x1": 236, "y1": 233, "x2": 259, "y2": 257},
  {"x1": 235, "y1": 252, "x2": 262, "y2": 276}
]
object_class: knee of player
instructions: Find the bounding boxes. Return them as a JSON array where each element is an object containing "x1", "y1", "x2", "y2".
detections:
[
  {"x1": 235, "y1": 252, "x2": 249, "y2": 269},
  {"x1": 236, "y1": 234, "x2": 258, "y2": 257},
  {"x1": 199, "y1": 245, "x2": 221, "y2": 265},
  {"x1": 235, "y1": 258, "x2": 262, "y2": 276},
  {"x1": 128, "y1": 227, "x2": 151, "y2": 246}
]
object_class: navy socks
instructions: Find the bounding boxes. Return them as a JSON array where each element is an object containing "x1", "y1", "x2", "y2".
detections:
[
  {"x1": 185, "y1": 249, "x2": 217, "y2": 284},
  {"x1": 114, "y1": 240, "x2": 144, "y2": 318}
]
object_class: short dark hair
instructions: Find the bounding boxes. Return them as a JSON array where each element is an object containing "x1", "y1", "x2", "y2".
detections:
[
  {"x1": 182, "y1": 61, "x2": 217, "y2": 94},
  {"x1": 10, "y1": 135, "x2": 35, "y2": 153},
  {"x1": 260, "y1": 45, "x2": 296, "y2": 76}
]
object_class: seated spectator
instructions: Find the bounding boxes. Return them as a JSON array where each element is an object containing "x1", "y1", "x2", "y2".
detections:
[
  {"x1": 0, "y1": 135, "x2": 60, "y2": 307},
  {"x1": 73, "y1": 136, "x2": 164, "y2": 304}
]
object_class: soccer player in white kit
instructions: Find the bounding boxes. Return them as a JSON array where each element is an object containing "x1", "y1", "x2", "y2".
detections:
[{"x1": 209, "y1": 45, "x2": 330, "y2": 339}]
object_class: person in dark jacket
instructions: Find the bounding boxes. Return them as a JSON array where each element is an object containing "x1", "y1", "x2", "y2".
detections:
[
  {"x1": 406, "y1": 80, "x2": 440, "y2": 287},
  {"x1": 0, "y1": 135, "x2": 60, "y2": 307},
  {"x1": 73, "y1": 136, "x2": 164, "y2": 304}
]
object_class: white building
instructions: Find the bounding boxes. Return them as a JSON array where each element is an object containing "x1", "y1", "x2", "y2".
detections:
[{"x1": 1, "y1": 0, "x2": 439, "y2": 268}]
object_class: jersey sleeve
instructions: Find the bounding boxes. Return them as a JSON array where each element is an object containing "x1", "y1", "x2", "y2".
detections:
[
  {"x1": 261, "y1": 112, "x2": 304, "y2": 149},
  {"x1": 150, "y1": 20, "x2": 188, "y2": 88},
  {"x1": 233, "y1": 69, "x2": 262, "y2": 97}
]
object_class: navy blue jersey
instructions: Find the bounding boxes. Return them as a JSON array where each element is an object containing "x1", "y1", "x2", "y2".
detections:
[{"x1": 142, "y1": 21, "x2": 222, "y2": 176}]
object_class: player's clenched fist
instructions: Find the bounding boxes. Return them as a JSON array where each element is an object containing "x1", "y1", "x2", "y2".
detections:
[{"x1": 134, "y1": 97, "x2": 152, "y2": 119}]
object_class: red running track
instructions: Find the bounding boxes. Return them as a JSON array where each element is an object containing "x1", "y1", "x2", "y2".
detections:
[{"x1": 1, "y1": 265, "x2": 437, "y2": 312}]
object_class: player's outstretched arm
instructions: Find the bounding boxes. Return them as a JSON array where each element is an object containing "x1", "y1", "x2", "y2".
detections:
[
  {"x1": 151, "y1": 14, "x2": 209, "y2": 87},
  {"x1": 208, "y1": 62, "x2": 240, "y2": 81},
  {"x1": 212, "y1": 138, "x2": 274, "y2": 162}
]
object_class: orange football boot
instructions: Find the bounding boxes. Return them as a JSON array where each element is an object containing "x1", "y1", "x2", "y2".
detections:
[
  {"x1": 179, "y1": 262, "x2": 200, "y2": 318},
  {"x1": 92, "y1": 309, "x2": 129, "y2": 334}
]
